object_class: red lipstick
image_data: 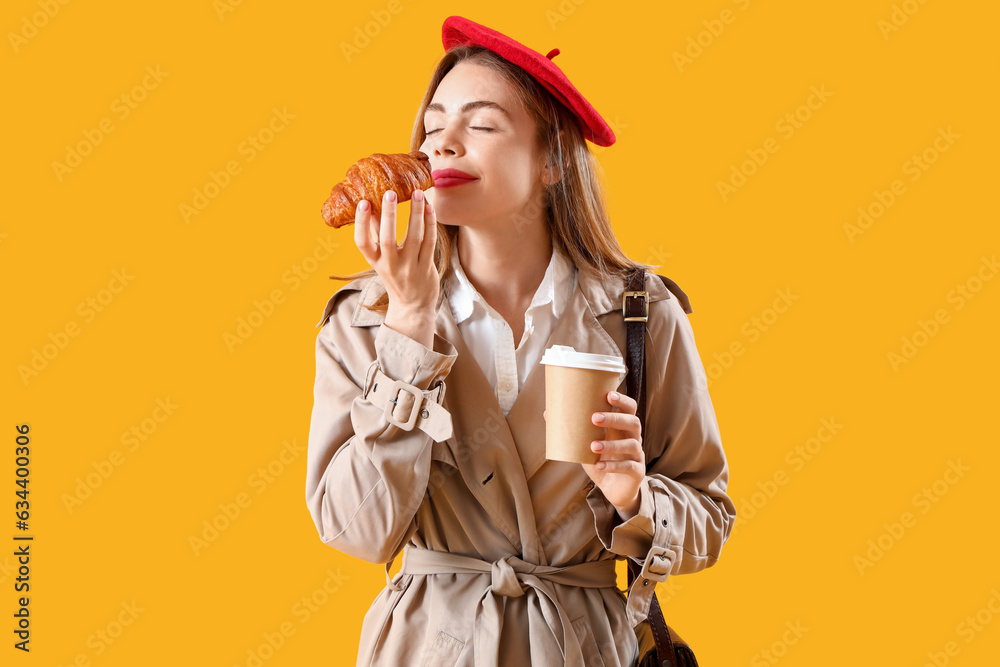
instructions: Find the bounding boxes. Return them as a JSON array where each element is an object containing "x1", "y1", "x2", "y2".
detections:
[{"x1": 432, "y1": 168, "x2": 478, "y2": 188}]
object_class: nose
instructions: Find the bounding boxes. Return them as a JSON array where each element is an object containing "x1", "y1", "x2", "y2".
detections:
[{"x1": 429, "y1": 124, "x2": 463, "y2": 158}]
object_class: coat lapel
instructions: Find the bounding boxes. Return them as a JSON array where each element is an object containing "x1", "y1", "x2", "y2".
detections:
[
  {"x1": 505, "y1": 282, "x2": 624, "y2": 482},
  {"x1": 338, "y1": 263, "x2": 678, "y2": 566},
  {"x1": 437, "y1": 303, "x2": 548, "y2": 562}
]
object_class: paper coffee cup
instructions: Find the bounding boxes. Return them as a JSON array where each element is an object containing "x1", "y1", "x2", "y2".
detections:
[{"x1": 540, "y1": 345, "x2": 628, "y2": 465}]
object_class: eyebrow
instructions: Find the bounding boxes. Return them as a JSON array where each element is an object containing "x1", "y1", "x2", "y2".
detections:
[{"x1": 425, "y1": 100, "x2": 512, "y2": 119}]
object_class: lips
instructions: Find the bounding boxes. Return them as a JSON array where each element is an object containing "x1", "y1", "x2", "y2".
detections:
[{"x1": 432, "y1": 168, "x2": 478, "y2": 188}]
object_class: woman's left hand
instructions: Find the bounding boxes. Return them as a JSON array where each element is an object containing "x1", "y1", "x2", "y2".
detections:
[{"x1": 579, "y1": 391, "x2": 646, "y2": 518}]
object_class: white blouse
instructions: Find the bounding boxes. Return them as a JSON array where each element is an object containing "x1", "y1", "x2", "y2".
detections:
[{"x1": 445, "y1": 243, "x2": 578, "y2": 416}]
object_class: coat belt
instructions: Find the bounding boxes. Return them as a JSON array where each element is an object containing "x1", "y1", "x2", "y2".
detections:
[{"x1": 391, "y1": 546, "x2": 618, "y2": 667}]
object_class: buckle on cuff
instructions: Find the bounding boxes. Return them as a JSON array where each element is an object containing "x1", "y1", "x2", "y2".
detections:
[
  {"x1": 384, "y1": 379, "x2": 423, "y2": 431},
  {"x1": 622, "y1": 290, "x2": 649, "y2": 322},
  {"x1": 641, "y1": 547, "x2": 671, "y2": 580}
]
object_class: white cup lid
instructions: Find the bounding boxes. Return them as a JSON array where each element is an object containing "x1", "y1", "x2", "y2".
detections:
[{"x1": 540, "y1": 345, "x2": 628, "y2": 381}]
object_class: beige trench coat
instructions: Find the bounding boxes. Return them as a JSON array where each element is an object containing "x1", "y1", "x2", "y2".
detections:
[{"x1": 305, "y1": 262, "x2": 736, "y2": 667}]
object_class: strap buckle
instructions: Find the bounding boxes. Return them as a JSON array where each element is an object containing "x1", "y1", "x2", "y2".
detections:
[
  {"x1": 383, "y1": 379, "x2": 423, "y2": 431},
  {"x1": 622, "y1": 290, "x2": 649, "y2": 322},
  {"x1": 639, "y1": 546, "x2": 672, "y2": 582}
]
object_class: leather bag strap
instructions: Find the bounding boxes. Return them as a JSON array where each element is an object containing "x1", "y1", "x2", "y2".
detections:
[{"x1": 622, "y1": 267, "x2": 690, "y2": 667}]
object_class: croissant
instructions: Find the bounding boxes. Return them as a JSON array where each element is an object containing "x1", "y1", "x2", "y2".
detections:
[{"x1": 321, "y1": 151, "x2": 434, "y2": 228}]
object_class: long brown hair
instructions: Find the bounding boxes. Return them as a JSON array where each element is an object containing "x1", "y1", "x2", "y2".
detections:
[{"x1": 327, "y1": 44, "x2": 652, "y2": 313}]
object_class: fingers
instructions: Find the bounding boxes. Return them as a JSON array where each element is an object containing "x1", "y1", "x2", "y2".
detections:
[
  {"x1": 607, "y1": 391, "x2": 636, "y2": 413},
  {"x1": 390, "y1": 189, "x2": 437, "y2": 268},
  {"x1": 354, "y1": 199, "x2": 376, "y2": 260},
  {"x1": 401, "y1": 189, "x2": 425, "y2": 255},
  {"x1": 422, "y1": 198, "x2": 437, "y2": 265},
  {"x1": 592, "y1": 410, "x2": 641, "y2": 431},
  {"x1": 591, "y1": 438, "x2": 643, "y2": 461},
  {"x1": 401, "y1": 189, "x2": 435, "y2": 260},
  {"x1": 593, "y1": 459, "x2": 644, "y2": 473},
  {"x1": 380, "y1": 189, "x2": 397, "y2": 250}
]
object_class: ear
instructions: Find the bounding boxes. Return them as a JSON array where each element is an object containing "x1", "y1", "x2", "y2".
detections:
[
  {"x1": 540, "y1": 130, "x2": 567, "y2": 186},
  {"x1": 541, "y1": 160, "x2": 563, "y2": 186}
]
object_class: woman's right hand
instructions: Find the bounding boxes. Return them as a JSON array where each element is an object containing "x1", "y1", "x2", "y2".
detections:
[{"x1": 354, "y1": 189, "x2": 439, "y2": 344}]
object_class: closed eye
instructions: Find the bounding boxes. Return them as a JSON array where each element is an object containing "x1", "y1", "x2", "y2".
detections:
[{"x1": 425, "y1": 127, "x2": 494, "y2": 135}]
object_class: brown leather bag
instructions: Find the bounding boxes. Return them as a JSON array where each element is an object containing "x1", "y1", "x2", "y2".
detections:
[{"x1": 622, "y1": 268, "x2": 699, "y2": 667}]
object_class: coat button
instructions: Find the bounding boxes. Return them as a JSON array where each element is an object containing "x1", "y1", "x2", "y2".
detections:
[
  {"x1": 642, "y1": 579, "x2": 649, "y2": 586},
  {"x1": 662, "y1": 519, "x2": 668, "y2": 527}
]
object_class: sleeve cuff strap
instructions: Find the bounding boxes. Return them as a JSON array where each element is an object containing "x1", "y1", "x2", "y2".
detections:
[
  {"x1": 586, "y1": 481, "x2": 655, "y2": 559},
  {"x1": 375, "y1": 323, "x2": 457, "y2": 388}
]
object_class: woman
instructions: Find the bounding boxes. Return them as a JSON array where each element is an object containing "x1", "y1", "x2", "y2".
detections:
[{"x1": 305, "y1": 15, "x2": 736, "y2": 667}]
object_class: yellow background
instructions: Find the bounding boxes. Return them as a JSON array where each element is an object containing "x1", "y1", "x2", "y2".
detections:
[{"x1": 3, "y1": 0, "x2": 998, "y2": 665}]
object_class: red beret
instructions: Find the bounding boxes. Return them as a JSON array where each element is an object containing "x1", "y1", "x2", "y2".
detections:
[{"x1": 441, "y1": 15, "x2": 616, "y2": 147}]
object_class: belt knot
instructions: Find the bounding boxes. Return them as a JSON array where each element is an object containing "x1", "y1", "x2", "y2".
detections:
[{"x1": 490, "y1": 556, "x2": 526, "y2": 597}]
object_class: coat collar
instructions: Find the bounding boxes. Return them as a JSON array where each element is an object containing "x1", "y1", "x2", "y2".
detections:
[
  {"x1": 312, "y1": 257, "x2": 691, "y2": 566},
  {"x1": 445, "y1": 243, "x2": 577, "y2": 326},
  {"x1": 315, "y1": 256, "x2": 685, "y2": 329}
]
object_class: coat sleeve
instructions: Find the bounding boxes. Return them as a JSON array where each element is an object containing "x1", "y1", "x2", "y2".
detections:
[
  {"x1": 305, "y1": 298, "x2": 458, "y2": 564},
  {"x1": 585, "y1": 293, "x2": 736, "y2": 580}
]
